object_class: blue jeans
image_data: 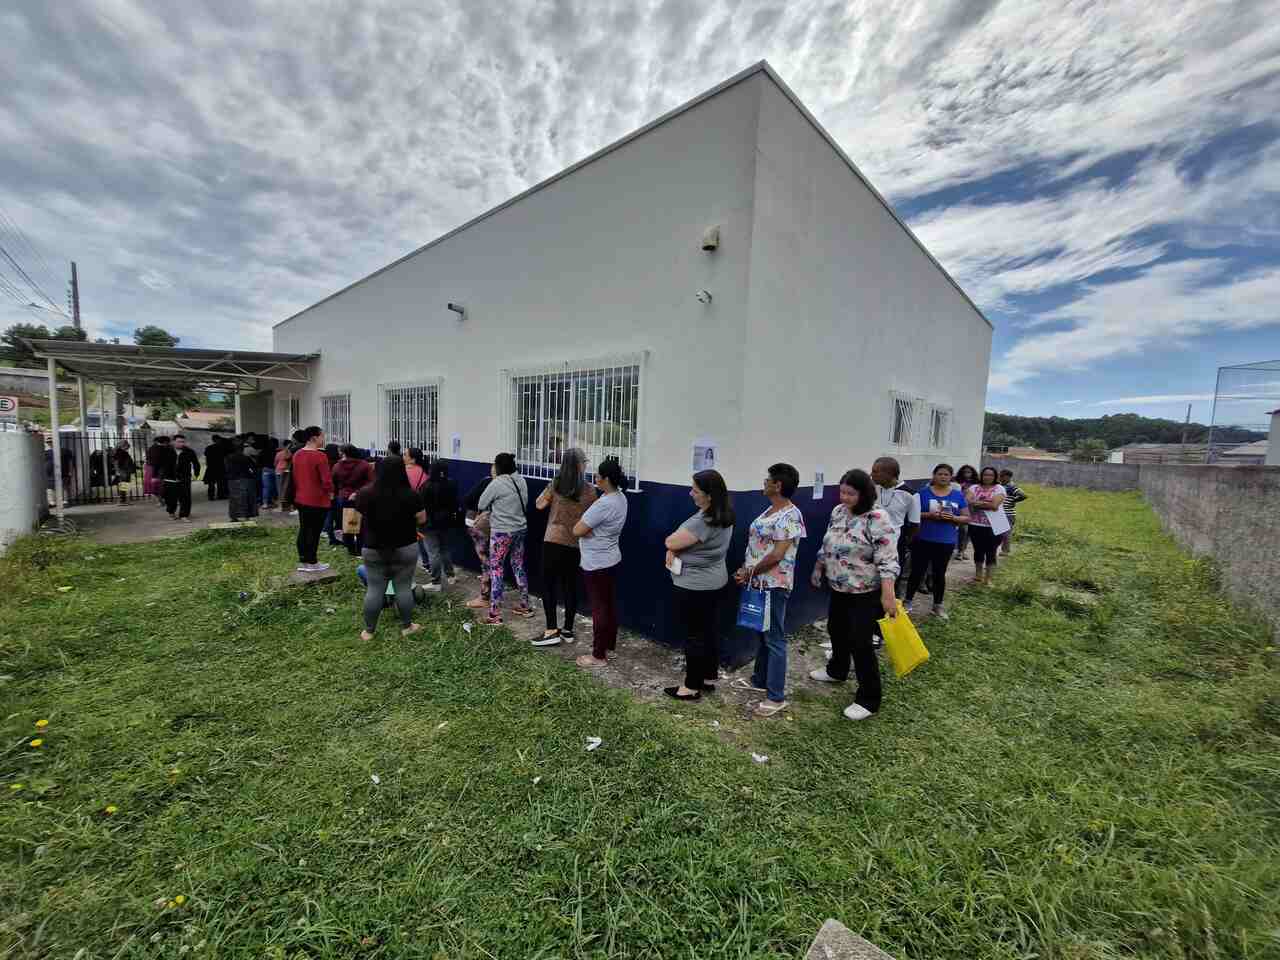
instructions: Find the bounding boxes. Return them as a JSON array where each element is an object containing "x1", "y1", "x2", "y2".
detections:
[
  {"x1": 750, "y1": 588, "x2": 790, "y2": 702},
  {"x1": 260, "y1": 467, "x2": 277, "y2": 506}
]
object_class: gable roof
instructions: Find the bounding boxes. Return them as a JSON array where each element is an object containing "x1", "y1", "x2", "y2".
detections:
[{"x1": 275, "y1": 60, "x2": 991, "y2": 331}]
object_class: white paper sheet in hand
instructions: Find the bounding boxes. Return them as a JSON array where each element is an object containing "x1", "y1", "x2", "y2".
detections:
[{"x1": 987, "y1": 508, "x2": 1011, "y2": 537}]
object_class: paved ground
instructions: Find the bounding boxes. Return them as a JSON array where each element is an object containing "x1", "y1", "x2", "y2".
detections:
[{"x1": 58, "y1": 493, "x2": 297, "y2": 544}]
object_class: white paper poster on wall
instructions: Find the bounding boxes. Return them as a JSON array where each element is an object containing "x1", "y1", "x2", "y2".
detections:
[
  {"x1": 451, "y1": 434, "x2": 461, "y2": 456},
  {"x1": 692, "y1": 438, "x2": 718, "y2": 473},
  {"x1": 813, "y1": 466, "x2": 825, "y2": 500}
]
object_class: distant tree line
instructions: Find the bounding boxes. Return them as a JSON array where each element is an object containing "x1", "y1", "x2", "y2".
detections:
[{"x1": 983, "y1": 411, "x2": 1264, "y2": 453}]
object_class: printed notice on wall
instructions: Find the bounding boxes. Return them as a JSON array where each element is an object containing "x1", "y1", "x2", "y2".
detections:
[
  {"x1": 813, "y1": 466, "x2": 825, "y2": 500},
  {"x1": 451, "y1": 434, "x2": 461, "y2": 456},
  {"x1": 692, "y1": 438, "x2": 718, "y2": 473}
]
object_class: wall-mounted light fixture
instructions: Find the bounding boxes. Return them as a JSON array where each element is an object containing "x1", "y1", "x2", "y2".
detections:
[
  {"x1": 447, "y1": 302, "x2": 465, "y2": 321},
  {"x1": 701, "y1": 225, "x2": 720, "y2": 251}
]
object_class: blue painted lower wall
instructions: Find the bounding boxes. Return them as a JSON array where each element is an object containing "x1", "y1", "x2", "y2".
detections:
[{"x1": 443, "y1": 459, "x2": 879, "y2": 668}]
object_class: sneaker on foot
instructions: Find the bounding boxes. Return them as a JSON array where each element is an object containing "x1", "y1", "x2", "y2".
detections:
[
  {"x1": 932, "y1": 605, "x2": 949, "y2": 621},
  {"x1": 531, "y1": 632, "x2": 562, "y2": 647},
  {"x1": 311, "y1": 562, "x2": 330, "y2": 573},
  {"x1": 843, "y1": 703, "x2": 874, "y2": 722},
  {"x1": 482, "y1": 614, "x2": 503, "y2": 626},
  {"x1": 753, "y1": 699, "x2": 788, "y2": 717},
  {"x1": 559, "y1": 630, "x2": 576, "y2": 643},
  {"x1": 808, "y1": 668, "x2": 842, "y2": 683}
]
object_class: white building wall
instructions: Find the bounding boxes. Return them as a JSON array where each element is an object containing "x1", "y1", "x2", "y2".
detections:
[
  {"x1": 273, "y1": 78, "x2": 764, "y2": 488},
  {"x1": 741, "y1": 78, "x2": 992, "y2": 484}
]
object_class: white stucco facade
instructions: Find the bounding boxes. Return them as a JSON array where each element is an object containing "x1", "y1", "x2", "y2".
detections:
[
  {"x1": 272, "y1": 63, "x2": 991, "y2": 489},
  {"x1": 0, "y1": 431, "x2": 48, "y2": 550}
]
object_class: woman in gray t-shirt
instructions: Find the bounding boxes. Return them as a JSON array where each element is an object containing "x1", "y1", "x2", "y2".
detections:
[{"x1": 662, "y1": 469, "x2": 735, "y2": 701}]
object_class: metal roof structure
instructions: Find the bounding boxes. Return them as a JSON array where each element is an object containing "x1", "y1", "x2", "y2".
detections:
[{"x1": 20, "y1": 339, "x2": 316, "y2": 390}]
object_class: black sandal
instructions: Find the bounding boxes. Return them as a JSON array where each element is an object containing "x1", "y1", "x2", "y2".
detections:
[{"x1": 663, "y1": 686, "x2": 701, "y2": 701}]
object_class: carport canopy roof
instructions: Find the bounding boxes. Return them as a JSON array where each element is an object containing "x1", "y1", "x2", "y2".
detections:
[{"x1": 20, "y1": 339, "x2": 316, "y2": 390}]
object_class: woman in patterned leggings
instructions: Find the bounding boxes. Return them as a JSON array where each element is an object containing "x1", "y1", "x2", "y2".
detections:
[{"x1": 475, "y1": 453, "x2": 536, "y2": 625}]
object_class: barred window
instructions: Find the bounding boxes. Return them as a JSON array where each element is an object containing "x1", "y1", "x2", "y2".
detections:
[
  {"x1": 321, "y1": 394, "x2": 350, "y2": 444},
  {"x1": 288, "y1": 396, "x2": 301, "y2": 432},
  {"x1": 929, "y1": 406, "x2": 951, "y2": 449},
  {"x1": 889, "y1": 392, "x2": 920, "y2": 446},
  {"x1": 382, "y1": 382, "x2": 439, "y2": 454},
  {"x1": 504, "y1": 356, "x2": 643, "y2": 487}
]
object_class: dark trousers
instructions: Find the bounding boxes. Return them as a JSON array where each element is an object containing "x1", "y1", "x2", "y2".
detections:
[
  {"x1": 323, "y1": 499, "x2": 340, "y2": 545},
  {"x1": 296, "y1": 505, "x2": 328, "y2": 564},
  {"x1": 824, "y1": 590, "x2": 882, "y2": 712},
  {"x1": 164, "y1": 480, "x2": 192, "y2": 518},
  {"x1": 906, "y1": 539, "x2": 955, "y2": 607},
  {"x1": 206, "y1": 478, "x2": 228, "y2": 500},
  {"x1": 673, "y1": 584, "x2": 719, "y2": 689},
  {"x1": 894, "y1": 534, "x2": 912, "y2": 598},
  {"x1": 970, "y1": 526, "x2": 999, "y2": 568},
  {"x1": 541, "y1": 541, "x2": 581, "y2": 633},
  {"x1": 582, "y1": 565, "x2": 619, "y2": 660}
]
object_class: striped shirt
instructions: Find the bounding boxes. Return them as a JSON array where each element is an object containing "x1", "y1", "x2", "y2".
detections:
[{"x1": 1002, "y1": 482, "x2": 1026, "y2": 517}]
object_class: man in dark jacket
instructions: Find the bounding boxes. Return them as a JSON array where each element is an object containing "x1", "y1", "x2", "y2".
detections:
[
  {"x1": 164, "y1": 434, "x2": 201, "y2": 521},
  {"x1": 203, "y1": 435, "x2": 229, "y2": 501},
  {"x1": 146, "y1": 436, "x2": 175, "y2": 509}
]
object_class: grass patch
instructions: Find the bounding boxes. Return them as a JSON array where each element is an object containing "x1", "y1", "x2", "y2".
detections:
[{"x1": 2, "y1": 487, "x2": 1279, "y2": 958}]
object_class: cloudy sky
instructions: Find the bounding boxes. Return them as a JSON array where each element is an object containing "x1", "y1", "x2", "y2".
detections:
[{"x1": 2, "y1": 0, "x2": 1279, "y2": 424}]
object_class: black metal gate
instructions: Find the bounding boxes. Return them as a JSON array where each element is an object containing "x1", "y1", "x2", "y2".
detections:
[{"x1": 52, "y1": 431, "x2": 154, "y2": 505}]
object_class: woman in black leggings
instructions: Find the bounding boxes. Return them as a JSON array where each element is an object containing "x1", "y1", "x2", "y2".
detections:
[
  {"x1": 965, "y1": 467, "x2": 1006, "y2": 585},
  {"x1": 904, "y1": 463, "x2": 970, "y2": 620}
]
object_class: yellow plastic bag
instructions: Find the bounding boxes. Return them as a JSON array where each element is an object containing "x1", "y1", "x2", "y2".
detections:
[{"x1": 879, "y1": 601, "x2": 929, "y2": 678}]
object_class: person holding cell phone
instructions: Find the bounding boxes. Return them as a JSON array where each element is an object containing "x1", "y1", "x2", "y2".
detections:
[{"x1": 903, "y1": 463, "x2": 970, "y2": 620}]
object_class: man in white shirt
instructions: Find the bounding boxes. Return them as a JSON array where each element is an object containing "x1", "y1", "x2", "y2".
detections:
[{"x1": 871, "y1": 456, "x2": 921, "y2": 599}]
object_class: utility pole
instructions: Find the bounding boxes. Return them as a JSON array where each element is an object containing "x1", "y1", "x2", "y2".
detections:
[
  {"x1": 70, "y1": 261, "x2": 81, "y2": 330},
  {"x1": 1180, "y1": 403, "x2": 1192, "y2": 462}
]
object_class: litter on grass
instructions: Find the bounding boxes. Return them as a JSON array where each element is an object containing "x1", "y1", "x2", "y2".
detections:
[
  {"x1": 462, "y1": 622, "x2": 472, "y2": 635},
  {"x1": 532, "y1": 776, "x2": 542, "y2": 785},
  {"x1": 751, "y1": 753, "x2": 770, "y2": 764},
  {"x1": 370, "y1": 774, "x2": 380, "y2": 785},
  {"x1": 57, "y1": 586, "x2": 72, "y2": 592},
  {"x1": 585, "y1": 737, "x2": 603, "y2": 752}
]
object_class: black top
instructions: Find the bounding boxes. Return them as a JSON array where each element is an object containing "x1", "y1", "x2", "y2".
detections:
[
  {"x1": 166, "y1": 448, "x2": 201, "y2": 482},
  {"x1": 203, "y1": 440, "x2": 227, "y2": 481},
  {"x1": 463, "y1": 476, "x2": 491, "y2": 512},
  {"x1": 151, "y1": 444, "x2": 177, "y2": 477},
  {"x1": 354, "y1": 486, "x2": 424, "y2": 550},
  {"x1": 225, "y1": 451, "x2": 257, "y2": 480},
  {"x1": 423, "y1": 477, "x2": 459, "y2": 530}
]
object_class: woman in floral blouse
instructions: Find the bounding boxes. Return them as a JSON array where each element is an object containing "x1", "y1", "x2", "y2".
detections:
[
  {"x1": 809, "y1": 468, "x2": 900, "y2": 721},
  {"x1": 733, "y1": 462, "x2": 806, "y2": 717}
]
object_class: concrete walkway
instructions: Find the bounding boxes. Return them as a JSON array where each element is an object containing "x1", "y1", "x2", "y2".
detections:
[{"x1": 62, "y1": 493, "x2": 296, "y2": 544}]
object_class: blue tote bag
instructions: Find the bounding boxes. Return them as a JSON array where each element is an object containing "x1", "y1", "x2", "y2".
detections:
[{"x1": 736, "y1": 577, "x2": 772, "y2": 632}]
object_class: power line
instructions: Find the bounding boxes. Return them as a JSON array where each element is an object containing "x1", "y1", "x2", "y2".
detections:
[
  {"x1": 0, "y1": 239, "x2": 66, "y2": 317},
  {"x1": 0, "y1": 205, "x2": 62, "y2": 303}
]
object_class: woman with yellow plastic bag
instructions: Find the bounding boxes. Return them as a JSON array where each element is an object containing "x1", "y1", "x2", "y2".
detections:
[{"x1": 809, "y1": 469, "x2": 900, "y2": 722}]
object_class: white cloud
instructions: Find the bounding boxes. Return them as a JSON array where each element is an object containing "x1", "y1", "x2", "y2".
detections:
[
  {"x1": 1093, "y1": 394, "x2": 1215, "y2": 406},
  {"x1": 1059, "y1": 400, "x2": 1083, "y2": 405},
  {"x1": 0, "y1": 0, "x2": 1276, "y2": 365}
]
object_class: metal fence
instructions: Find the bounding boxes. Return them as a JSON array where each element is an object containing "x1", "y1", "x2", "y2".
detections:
[
  {"x1": 49, "y1": 431, "x2": 153, "y2": 504},
  {"x1": 1207, "y1": 360, "x2": 1280, "y2": 462}
]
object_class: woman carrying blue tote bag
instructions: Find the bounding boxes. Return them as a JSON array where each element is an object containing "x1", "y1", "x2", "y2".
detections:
[{"x1": 732, "y1": 463, "x2": 806, "y2": 718}]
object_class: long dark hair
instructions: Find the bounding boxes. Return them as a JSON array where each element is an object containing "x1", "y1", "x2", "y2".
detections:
[
  {"x1": 956, "y1": 464, "x2": 978, "y2": 486},
  {"x1": 369, "y1": 456, "x2": 412, "y2": 519},
  {"x1": 979, "y1": 466, "x2": 999, "y2": 486},
  {"x1": 693, "y1": 469, "x2": 734, "y2": 527},
  {"x1": 428, "y1": 459, "x2": 449, "y2": 483},
  {"x1": 839, "y1": 468, "x2": 877, "y2": 516},
  {"x1": 553, "y1": 448, "x2": 586, "y2": 500},
  {"x1": 596, "y1": 458, "x2": 625, "y2": 491}
]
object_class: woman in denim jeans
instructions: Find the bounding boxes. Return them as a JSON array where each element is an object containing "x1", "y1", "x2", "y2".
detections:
[{"x1": 733, "y1": 462, "x2": 806, "y2": 717}]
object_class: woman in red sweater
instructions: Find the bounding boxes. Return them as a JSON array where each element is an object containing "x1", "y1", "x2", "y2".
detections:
[
  {"x1": 332, "y1": 444, "x2": 374, "y2": 556},
  {"x1": 290, "y1": 426, "x2": 336, "y2": 573}
]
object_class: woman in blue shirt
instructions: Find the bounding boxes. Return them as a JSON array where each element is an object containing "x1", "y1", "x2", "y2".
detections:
[{"x1": 903, "y1": 463, "x2": 970, "y2": 620}]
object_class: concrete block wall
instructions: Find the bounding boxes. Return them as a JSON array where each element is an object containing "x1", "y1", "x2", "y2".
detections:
[
  {"x1": 985, "y1": 456, "x2": 1139, "y2": 492},
  {"x1": 1138, "y1": 465, "x2": 1280, "y2": 640},
  {"x1": 0, "y1": 431, "x2": 48, "y2": 550}
]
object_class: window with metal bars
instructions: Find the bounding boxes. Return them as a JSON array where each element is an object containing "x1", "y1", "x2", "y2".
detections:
[
  {"x1": 889, "y1": 393, "x2": 919, "y2": 446},
  {"x1": 928, "y1": 405, "x2": 951, "y2": 449},
  {"x1": 321, "y1": 394, "x2": 350, "y2": 444},
  {"x1": 505, "y1": 358, "x2": 642, "y2": 487},
  {"x1": 288, "y1": 396, "x2": 301, "y2": 432},
  {"x1": 382, "y1": 382, "x2": 439, "y2": 454}
]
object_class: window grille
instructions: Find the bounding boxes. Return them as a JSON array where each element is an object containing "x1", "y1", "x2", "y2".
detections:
[
  {"x1": 381, "y1": 381, "x2": 440, "y2": 454},
  {"x1": 502, "y1": 355, "x2": 644, "y2": 488},
  {"x1": 321, "y1": 393, "x2": 350, "y2": 444},
  {"x1": 889, "y1": 392, "x2": 921, "y2": 446},
  {"x1": 288, "y1": 396, "x2": 301, "y2": 432},
  {"x1": 929, "y1": 406, "x2": 951, "y2": 449}
]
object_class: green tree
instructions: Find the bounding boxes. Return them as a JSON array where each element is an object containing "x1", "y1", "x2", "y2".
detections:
[
  {"x1": 133, "y1": 325, "x2": 180, "y2": 347},
  {"x1": 1070, "y1": 438, "x2": 1110, "y2": 463}
]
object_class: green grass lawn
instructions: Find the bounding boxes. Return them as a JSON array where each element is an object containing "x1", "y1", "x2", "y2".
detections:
[{"x1": 2, "y1": 488, "x2": 1278, "y2": 959}]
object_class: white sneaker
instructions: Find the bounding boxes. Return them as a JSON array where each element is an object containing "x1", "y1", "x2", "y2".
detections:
[
  {"x1": 808, "y1": 668, "x2": 842, "y2": 683},
  {"x1": 932, "y1": 605, "x2": 949, "y2": 621},
  {"x1": 311, "y1": 562, "x2": 330, "y2": 573},
  {"x1": 843, "y1": 703, "x2": 873, "y2": 722},
  {"x1": 423, "y1": 583, "x2": 442, "y2": 592}
]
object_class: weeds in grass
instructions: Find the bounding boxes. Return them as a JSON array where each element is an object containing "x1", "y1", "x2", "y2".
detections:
[{"x1": 2, "y1": 487, "x2": 1279, "y2": 958}]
